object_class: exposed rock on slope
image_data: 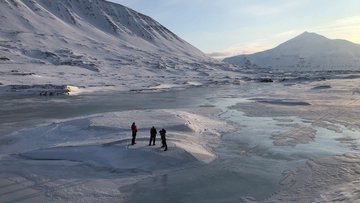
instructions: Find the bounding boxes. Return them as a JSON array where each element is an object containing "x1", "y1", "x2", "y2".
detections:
[{"x1": 0, "y1": 0, "x2": 233, "y2": 94}]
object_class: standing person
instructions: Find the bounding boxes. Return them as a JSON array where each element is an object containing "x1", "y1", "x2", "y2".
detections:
[
  {"x1": 131, "y1": 122, "x2": 137, "y2": 145},
  {"x1": 159, "y1": 128, "x2": 167, "y2": 151},
  {"x1": 149, "y1": 126, "x2": 157, "y2": 146}
]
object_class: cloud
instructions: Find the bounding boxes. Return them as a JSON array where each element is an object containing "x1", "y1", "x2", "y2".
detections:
[
  {"x1": 212, "y1": 15, "x2": 360, "y2": 60},
  {"x1": 207, "y1": 28, "x2": 308, "y2": 60},
  {"x1": 207, "y1": 41, "x2": 274, "y2": 60},
  {"x1": 335, "y1": 16, "x2": 360, "y2": 26},
  {"x1": 277, "y1": 30, "x2": 298, "y2": 38},
  {"x1": 312, "y1": 16, "x2": 360, "y2": 43},
  {"x1": 236, "y1": 1, "x2": 305, "y2": 17}
]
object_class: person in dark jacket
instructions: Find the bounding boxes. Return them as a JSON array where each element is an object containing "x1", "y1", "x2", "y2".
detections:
[
  {"x1": 149, "y1": 126, "x2": 157, "y2": 146},
  {"x1": 159, "y1": 128, "x2": 167, "y2": 151},
  {"x1": 131, "y1": 122, "x2": 137, "y2": 145}
]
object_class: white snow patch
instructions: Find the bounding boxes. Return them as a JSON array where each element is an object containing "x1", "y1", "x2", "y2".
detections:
[{"x1": 148, "y1": 83, "x2": 182, "y2": 90}]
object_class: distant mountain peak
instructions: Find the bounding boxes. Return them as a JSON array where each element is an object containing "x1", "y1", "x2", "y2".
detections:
[
  {"x1": 224, "y1": 32, "x2": 360, "y2": 71},
  {"x1": 299, "y1": 31, "x2": 313, "y2": 36},
  {"x1": 290, "y1": 31, "x2": 328, "y2": 42},
  {"x1": 299, "y1": 31, "x2": 318, "y2": 36}
]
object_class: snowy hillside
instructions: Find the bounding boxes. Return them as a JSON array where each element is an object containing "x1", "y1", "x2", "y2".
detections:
[
  {"x1": 0, "y1": 0, "x2": 233, "y2": 95},
  {"x1": 224, "y1": 32, "x2": 360, "y2": 71}
]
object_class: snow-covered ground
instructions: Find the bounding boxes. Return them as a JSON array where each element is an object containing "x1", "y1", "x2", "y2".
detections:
[
  {"x1": 1, "y1": 1, "x2": 360, "y2": 202},
  {"x1": 0, "y1": 104, "x2": 232, "y2": 202},
  {"x1": 1, "y1": 78, "x2": 360, "y2": 202}
]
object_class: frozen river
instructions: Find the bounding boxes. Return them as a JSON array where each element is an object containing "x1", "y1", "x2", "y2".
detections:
[
  {"x1": 1, "y1": 80, "x2": 360, "y2": 202},
  {"x1": 122, "y1": 82, "x2": 360, "y2": 203}
]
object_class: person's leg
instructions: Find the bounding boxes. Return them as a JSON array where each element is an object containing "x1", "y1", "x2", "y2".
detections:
[
  {"x1": 132, "y1": 132, "x2": 136, "y2": 145},
  {"x1": 152, "y1": 136, "x2": 156, "y2": 145},
  {"x1": 164, "y1": 140, "x2": 167, "y2": 151}
]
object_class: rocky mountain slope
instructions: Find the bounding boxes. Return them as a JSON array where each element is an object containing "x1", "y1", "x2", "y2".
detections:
[{"x1": 0, "y1": 0, "x2": 233, "y2": 95}]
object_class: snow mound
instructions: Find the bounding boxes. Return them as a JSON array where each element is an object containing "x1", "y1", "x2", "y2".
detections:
[{"x1": 1, "y1": 109, "x2": 231, "y2": 167}]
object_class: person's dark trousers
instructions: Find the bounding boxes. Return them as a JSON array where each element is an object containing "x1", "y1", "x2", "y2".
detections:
[
  {"x1": 149, "y1": 135, "x2": 156, "y2": 145},
  {"x1": 131, "y1": 132, "x2": 136, "y2": 145},
  {"x1": 162, "y1": 139, "x2": 167, "y2": 151}
]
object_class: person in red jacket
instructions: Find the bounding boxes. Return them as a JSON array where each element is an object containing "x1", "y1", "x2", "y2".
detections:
[{"x1": 131, "y1": 122, "x2": 137, "y2": 145}]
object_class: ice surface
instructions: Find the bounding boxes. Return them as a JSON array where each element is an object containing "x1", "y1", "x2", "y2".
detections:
[
  {"x1": 266, "y1": 153, "x2": 360, "y2": 202},
  {"x1": 1, "y1": 80, "x2": 360, "y2": 202}
]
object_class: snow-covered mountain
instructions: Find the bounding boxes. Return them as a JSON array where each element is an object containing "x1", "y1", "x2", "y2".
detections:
[
  {"x1": 0, "y1": 0, "x2": 233, "y2": 95},
  {"x1": 224, "y1": 32, "x2": 360, "y2": 71}
]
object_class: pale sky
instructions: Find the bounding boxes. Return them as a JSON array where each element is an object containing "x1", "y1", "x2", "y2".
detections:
[{"x1": 108, "y1": 0, "x2": 360, "y2": 59}]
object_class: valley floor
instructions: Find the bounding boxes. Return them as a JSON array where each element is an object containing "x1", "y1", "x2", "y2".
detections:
[{"x1": 0, "y1": 78, "x2": 360, "y2": 202}]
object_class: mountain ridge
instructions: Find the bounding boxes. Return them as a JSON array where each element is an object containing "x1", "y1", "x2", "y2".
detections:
[
  {"x1": 224, "y1": 32, "x2": 360, "y2": 71},
  {"x1": 0, "y1": 0, "x2": 234, "y2": 95},
  {"x1": 0, "y1": 0, "x2": 208, "y2": 61}
]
